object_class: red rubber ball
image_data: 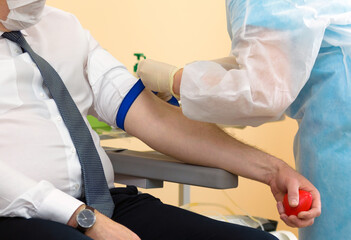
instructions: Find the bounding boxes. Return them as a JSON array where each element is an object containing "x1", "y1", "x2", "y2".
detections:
[{"x1": 283, "y1": 190, "x2": 312, "y2": 216}]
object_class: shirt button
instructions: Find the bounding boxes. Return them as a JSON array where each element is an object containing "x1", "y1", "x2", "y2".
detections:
[
  {"x1": 73, "y1": 184, "x2": 80, "y2": 191},
  {"x1": 56, "y1": 116, "x2": 62, "y2": 121},
  {"x1": 39, "y1": 92, "x2": 45, "y2": 98},
  {"x1": 71, "y1": 147, "x2": 76, "y2": 153}
]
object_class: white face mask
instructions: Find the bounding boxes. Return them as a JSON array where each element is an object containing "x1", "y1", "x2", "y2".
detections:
[{"x1": 0, "y1": 0, "x2": 46, "y2": 31}]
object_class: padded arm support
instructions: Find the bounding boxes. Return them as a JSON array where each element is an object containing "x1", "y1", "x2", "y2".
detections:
[{"x1": 106, "y1": 148, "x2": 238, "y2": 189}]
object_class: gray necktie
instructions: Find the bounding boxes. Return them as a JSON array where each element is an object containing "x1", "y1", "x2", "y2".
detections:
[{"x1": 2, "y1": 31, "x2": 114, "y2": 217}]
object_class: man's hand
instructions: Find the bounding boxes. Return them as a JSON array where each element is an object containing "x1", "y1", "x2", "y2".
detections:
[
  {"x1": 85, "y1": 210, "x2": 140, "y2": 240},
  {"x1": 268, "y1": 162, "x2": 321, "y2": 228},
  {"x1": 67, "y1": 206, "x2": 140, "y2": 240}
]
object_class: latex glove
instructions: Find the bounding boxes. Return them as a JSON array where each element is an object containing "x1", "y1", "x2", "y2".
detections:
[
  {"x1": 154, "y1": 91, "x2": 180, "y2": 107},
  {"x1": 137, "y1": 59, "x2": 179, "y2": 97},
  {"x1": 154, "y1": 92, "x2": 174, "y2": 102}
]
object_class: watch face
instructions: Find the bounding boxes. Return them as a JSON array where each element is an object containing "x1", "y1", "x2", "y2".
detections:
[{"x1": 77, "y1": 209, "x2": 96, "y2": 229}]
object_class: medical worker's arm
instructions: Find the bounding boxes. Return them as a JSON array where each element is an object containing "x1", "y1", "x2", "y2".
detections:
[
  {"x1": 138, "y1": 2, "x2": 328, "y2": 126},
  {"x1": 137, "y1": 56, "x2": 239, "y2": 99},
  {"x1": 123, "y1": 90, "x2": 321, "y2": 228}
]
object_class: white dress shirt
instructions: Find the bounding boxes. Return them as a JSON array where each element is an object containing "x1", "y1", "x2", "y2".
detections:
[{"x1": 0, "y1": 6, "x2": 139, "y2": 224}]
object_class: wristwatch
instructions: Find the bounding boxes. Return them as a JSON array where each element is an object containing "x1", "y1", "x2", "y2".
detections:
[{"x1": 76, "y1": 206, "x2": 96, "y2": 233}]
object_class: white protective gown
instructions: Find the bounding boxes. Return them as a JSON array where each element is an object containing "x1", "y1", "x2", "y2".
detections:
[{"x1": 181, "y1": 1, "x2": 351, "y2": 239}]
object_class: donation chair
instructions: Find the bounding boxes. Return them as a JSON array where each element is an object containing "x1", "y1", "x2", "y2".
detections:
[{"x1": 104, "y1": 147, "x2": 238, "y2": 205}]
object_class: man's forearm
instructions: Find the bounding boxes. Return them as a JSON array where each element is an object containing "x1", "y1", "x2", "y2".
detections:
[
  {"x1": 124, "y1": 90, "x2": 283, "y2": 185},
  {"x1": 124, "y1": 89, "x2": 322, "y2": 229}
]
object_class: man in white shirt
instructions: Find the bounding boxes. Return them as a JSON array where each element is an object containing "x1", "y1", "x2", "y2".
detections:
[{"x1": 0, "y1": 1, "x2": 320, "y2": 240}]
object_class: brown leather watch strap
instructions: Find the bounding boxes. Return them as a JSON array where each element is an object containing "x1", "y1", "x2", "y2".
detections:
[{"x1": 85, "y1": 206, "x2": 95, "y2": 212}]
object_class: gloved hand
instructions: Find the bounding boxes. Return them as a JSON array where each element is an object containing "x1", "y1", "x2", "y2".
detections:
[
  {"x1": 154, "y1": 91, "x2": 174, "y2": 102},
  {"x1": 154, "y1": 91, "x2": 180, "y2": 107},
  {"x1": 136, "y1": 59, "x2": 180, "y2": 98},
  {"x1": 136, "y1": 56, "x2": 239, "y2": 100}
]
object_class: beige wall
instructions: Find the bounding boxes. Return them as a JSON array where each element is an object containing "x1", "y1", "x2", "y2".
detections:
[{"x1": 47, "y1": 0, "x2": 299, "y2": 236}]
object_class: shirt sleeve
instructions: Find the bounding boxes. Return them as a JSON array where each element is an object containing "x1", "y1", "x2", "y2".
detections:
[
  {"x1": 0, "y1": 162, "x2": 83, "y2": 224},
  {"x1": 180, "y1": 0, "x2": 328, "y2": 126},
  {"x1": 85, "y1": 31, "x2": 142, "y2": 129}
]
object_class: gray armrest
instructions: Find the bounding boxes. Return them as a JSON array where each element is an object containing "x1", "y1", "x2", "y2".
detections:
[{"x1": 105, "y1": 148, "x2": 238, "y2": 189}]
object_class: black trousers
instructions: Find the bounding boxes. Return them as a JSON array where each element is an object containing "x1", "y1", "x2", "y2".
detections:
[{"x1": 0, "y1": 186, "x2": 278, "y2": 240}]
